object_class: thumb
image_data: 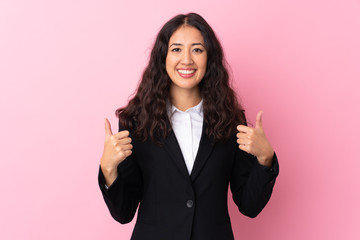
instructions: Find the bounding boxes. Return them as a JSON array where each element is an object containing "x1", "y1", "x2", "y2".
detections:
[
  {"x1": 255, "y1": 111, "x2": 263, "y2": 129},
  {"x1": 104, "y1": 118, "x2": 113, "y2": 136}
]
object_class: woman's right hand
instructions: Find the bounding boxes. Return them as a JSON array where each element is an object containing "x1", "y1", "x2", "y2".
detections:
[{"x1": 100, "y1": 118, "x2": 133, "y2": 187}]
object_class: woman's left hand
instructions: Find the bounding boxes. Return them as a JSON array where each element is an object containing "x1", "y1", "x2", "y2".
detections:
[{"x1": 236, "y1": 111, "x2": 274, "y2": 167}]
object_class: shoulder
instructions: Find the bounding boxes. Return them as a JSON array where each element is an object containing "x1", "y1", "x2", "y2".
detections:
[
  {"x1": 118, "y1": 118, "x2": 137, "y2": 133},
  {"x1": 118, "y1": 120, "x2": 127, "y2": 132},
  {"x1": 118, "y1": 119, "x2": 147, "y2": 145},
  {"x1": 118, "y1": 120, "x2": 136, "y2": 140}
]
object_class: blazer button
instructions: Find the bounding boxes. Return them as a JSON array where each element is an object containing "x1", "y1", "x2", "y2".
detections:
[{"x1": 186, "y1": 200, "x2": 194, "y2": 208}]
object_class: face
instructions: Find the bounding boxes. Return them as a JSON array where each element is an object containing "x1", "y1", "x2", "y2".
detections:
[{"x1": 166, "y1": 25, "x2": 207, "y2": 93}]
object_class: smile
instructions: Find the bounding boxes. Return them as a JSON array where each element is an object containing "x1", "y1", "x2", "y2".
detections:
[{"x1": 177, "y1": 69, "x2": 197, "y2": 78}]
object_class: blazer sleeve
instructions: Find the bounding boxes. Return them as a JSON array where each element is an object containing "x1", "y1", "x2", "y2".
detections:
[
  {"x1": 98, "y1": 122, "x2": 143, "y2": 224},
  {"x1": 230, "y1": 148, "x2": 279, "y2": 218}
]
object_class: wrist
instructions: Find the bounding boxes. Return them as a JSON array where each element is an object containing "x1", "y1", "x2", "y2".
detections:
[
  {"x1": 257, "y1": 151, "x2": 274, "y2": 167},
  {"x1": 100, "y1": 162, "x2": 117, "y2": 177},
  {"x1": 100, "y1": 164, "x2": 118, "y2": 187}
]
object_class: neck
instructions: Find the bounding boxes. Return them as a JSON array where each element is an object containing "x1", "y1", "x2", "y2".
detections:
[{"x1": 170, "y1": 85, "x2": 202, "y2": 112}]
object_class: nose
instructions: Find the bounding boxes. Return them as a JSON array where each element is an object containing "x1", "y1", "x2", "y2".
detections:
[{"x1": 181, "y1": 50, "x2": 194, "y2": 65}]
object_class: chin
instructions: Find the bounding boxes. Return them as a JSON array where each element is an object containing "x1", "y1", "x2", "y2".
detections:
[{"x1": 177, "y1": 80, "x2": 200, "y2": 88}]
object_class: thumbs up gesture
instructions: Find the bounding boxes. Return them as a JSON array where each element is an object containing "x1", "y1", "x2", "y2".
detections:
[
  {"x1": 236, "y1": 111, "x2": 274, "y2": 167},
  {"x1": 100, "y1": 118, "x2": 133, "y2": 186}
]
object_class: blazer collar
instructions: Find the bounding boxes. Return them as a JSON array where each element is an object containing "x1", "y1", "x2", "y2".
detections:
[{"x1": 163, "y1": 120, "x2": 215, "y2": 183}]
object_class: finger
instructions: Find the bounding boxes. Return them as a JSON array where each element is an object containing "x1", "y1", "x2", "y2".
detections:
[
  {"x1": 123, "y1": 150, "x2": 132, "y2": 158},
  {"x1": 113, "y1": 130, "x2": 130, "y2": 139},
  {"x1": 121, "y1": 143, "x2": 133, "y2": 151},
  {"x1": 117, "y1": 137, "x2": 132, "y2": 145},
  {"x1": 104, "y1": 118, "x2": 113, "y2": 136},
  {"x1": 120, "y1": 149, "x2": 133, "y2": 159},
  {"x1": 237, "y1": 138, "x2": 250, "y2": 145},
  {"x1": 236, "y1": 132, "x2": 250, "y2": 139},
  {"x1": 238, "y1": 144, "x2": 250, "y2": 153},
  {"x1": 237, "y1": 125, "x2": 251, "y2": 133},
  {"x1": 118, "y1": 149, "x2": 132, "y2": 162},
  {"x1": 115, "y1": 143, "x2": 133, "y2": 152},
  {"x1": 255, "y1": 111, "x2": 263, "y2": 129}
]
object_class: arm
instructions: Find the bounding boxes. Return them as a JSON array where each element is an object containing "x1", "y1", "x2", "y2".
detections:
[
  {"x1": 98, "y1": 119, "x2": 143, "y2": 224},
  {"x1": 98, "y1": 153, "x2": 143, "y2": 224},
  {"x1": 230, "y1": 149, "x2": 279, "y2": 218}
]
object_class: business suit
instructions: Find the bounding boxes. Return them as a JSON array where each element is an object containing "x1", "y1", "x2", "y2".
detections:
[{"x1": 98, "y1": 120, "x2": 279, "y2": 240}]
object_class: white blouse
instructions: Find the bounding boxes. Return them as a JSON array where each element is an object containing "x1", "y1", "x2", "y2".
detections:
[{"x1": 167, "y1": 99, "x2": 203, "y2": 175}]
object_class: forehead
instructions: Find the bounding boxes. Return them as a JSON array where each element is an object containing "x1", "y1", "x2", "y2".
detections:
[{"x1": 169, "y1": 25, "x2": 204, "y2": 44}]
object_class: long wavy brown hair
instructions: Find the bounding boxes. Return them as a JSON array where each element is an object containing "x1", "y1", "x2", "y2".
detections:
[{"x1": 115, "y1": 13, "x2": 246, "y2": 143}]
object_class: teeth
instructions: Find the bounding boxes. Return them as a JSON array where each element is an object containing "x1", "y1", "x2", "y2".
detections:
[{"x1": 178, "y1": 69, "x2": 195, "y2": 74}]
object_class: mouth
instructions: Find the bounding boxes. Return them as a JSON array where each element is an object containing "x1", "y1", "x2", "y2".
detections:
[{"x1": 177, "y1": 69, "x2": 197, "y2": 78}]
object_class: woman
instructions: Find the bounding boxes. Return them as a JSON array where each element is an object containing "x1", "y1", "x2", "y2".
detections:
[{"x1": 99, "y1": 12, "x2": 279, "y2": 240}]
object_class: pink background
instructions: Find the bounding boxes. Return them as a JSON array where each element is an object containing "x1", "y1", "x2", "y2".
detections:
[{"x1": 1, "y1": 0, "x2": 359, "y2": 239}]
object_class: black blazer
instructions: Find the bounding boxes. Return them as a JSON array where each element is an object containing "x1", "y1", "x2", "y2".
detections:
[{"x1": 98, "y1": 121, "x2": 279, "y2": 240}]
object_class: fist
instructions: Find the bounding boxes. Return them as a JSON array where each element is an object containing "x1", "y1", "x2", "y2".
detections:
[
  {"x1": 100, "y1": 118, "x2": 133, "y2": 175},
  {"x1": 236, "y1": 111, "x2": 274, "y2": 167}
]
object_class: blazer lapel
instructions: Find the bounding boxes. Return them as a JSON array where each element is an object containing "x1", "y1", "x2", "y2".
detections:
[
  {"x1": 162, "y1": 121, "x2": 216, "y2": 182},
  {"x1": 163, "y1": 130, "x2": 191, "y2": 180},
  {"x1": 190, "y1": 122, "x2": 215, "y2": 182}
]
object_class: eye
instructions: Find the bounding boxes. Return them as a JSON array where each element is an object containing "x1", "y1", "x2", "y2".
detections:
[
  {"x1": 193, "y1": 48, "x2": 204, "y2": 53},
  {"x1": 171, "y1": 48, "x2": 181, "y2": 52}
]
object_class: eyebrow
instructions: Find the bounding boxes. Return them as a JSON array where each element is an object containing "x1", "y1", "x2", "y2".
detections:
[{"x1": 169, "y1": 43, "x2": 205, "y2": 48}]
